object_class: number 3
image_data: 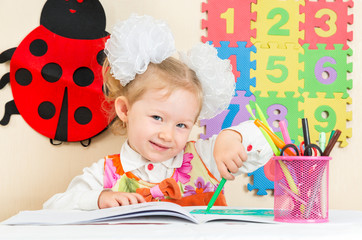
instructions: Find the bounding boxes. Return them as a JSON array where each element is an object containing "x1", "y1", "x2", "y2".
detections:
[{"x1": 315, "y1": 9, "x2": 337, "y2": 38}]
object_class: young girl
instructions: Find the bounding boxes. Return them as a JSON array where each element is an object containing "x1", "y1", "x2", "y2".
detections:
[{"x1": 43, "y1": 15, "x2": 273, "y2": 210}]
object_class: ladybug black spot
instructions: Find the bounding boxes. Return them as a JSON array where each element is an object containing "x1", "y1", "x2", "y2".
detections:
[
  {"x1": 15, "y1": 68, "x2": 32, "y2": 86},
  {"x1": 73, "y1": 67, "x2": 94, "y2": 87},
  {"x1": 38, "y1": 101, "x2": 56, "y2": 120},
  {"x1": 41, "y1": 63, "x2": 62, "y2": 83},
  {"x1": 96, "y1": 49, "x2": 106, "y2": 66},
  {"x1": 74, "y1": 107, "x2": 92, "y2": 125},
  {"x1": 29, "y1": 39, "x2": 48, "y2": 57}
]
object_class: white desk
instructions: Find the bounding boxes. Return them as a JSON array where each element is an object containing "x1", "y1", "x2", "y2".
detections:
[{"x1": 1, "y1": 210, "x2": 362, "y2": 240}]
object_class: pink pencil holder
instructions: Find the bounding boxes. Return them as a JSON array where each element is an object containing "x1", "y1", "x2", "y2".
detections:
[{"x1": 273, "y1": 155, "x2": 331, "y2": 223}]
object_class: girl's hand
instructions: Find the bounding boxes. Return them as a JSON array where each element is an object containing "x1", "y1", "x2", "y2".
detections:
[
  {"x1": 213, "y1": 130, "x2": 247, "y2": 180},
  {"x1": 98, "y1": 190, "x2": 146, "y2": 209}
]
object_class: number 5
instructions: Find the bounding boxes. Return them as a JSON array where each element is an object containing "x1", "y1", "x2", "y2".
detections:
[{"x1": 267, "y1": 56, "x2": 288, "y2": 83}]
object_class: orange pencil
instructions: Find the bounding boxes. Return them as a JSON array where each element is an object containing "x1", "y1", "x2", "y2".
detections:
[{"x1": 254, "y1": 119, "x2": 296, "y2": 156}]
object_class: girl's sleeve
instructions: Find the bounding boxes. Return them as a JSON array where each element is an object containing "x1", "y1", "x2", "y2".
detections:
[
  {"x1": 195, "y1": 120, "x2": 273, "y2": 180},
  {"x1": 42, "y1": 159, "x2": 105, "y2": 210}
]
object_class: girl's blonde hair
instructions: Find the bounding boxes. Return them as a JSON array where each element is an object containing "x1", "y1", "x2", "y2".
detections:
[{"x1": 103, "y1": 57, "x2": 203, "y2": 135}]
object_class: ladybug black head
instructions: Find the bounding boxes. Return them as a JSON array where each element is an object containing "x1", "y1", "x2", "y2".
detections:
[{"x1": 40, "y1": 0, "x2": 107, "y2": 39}]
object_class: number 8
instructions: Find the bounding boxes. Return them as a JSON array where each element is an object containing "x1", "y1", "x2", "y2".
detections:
[{"x1": 267, "y1": 104, "x2": 288, "y2": 132}]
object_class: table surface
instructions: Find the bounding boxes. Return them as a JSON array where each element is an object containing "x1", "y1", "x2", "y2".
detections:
[{"x1": 1, "y1": 210, "x2": 362, "y2": 240}]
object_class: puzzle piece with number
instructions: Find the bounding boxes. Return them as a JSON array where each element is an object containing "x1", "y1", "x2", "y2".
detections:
[
  {"x1": 299, "y1": 44, "x2": 353, "y2": 99},
  {"x1": 214, "y1": 41, "x2": 256, "y2": 97},
  {"x1": 299, "y1": 0, "x2": 353, "y2": 50},
  {"x1": 251, "y1": 0, "x2": 304, "y2": 49},
  {"x1": 251, "y1": 42, "x2": 304, "y2": 98},
  {"x1": 200, "y1": 91, "x2": 255, "y2": 140},
  {"x1": 202, "y1": 0, "x2": 256, "y2": 47},
  {"x1": 251, "y1": 91, "x2": 304, "y2": 145},
  {"x1": 298, "y1": 92, "x2": 352, "y2": 147}
]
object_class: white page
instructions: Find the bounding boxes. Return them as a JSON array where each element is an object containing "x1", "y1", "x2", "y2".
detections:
[
  {"x1": 1, "y1": 202, "x2": 197, "y2": 225},
  {"x1": 2, "y1": 202, "x2": 275, "y2": 225}
]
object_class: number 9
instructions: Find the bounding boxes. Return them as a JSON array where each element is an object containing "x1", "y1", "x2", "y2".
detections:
[{"x1": 314, "y1": 105, "x2": 336, "y2": 133}]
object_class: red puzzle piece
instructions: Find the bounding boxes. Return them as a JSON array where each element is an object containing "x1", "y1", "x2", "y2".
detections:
[
  {"x1": 299, "y1": 0, "x2": 353, "y2": 50},
  {"x1": 202, "y1": 0, "x2": 256, "y2": 47}
]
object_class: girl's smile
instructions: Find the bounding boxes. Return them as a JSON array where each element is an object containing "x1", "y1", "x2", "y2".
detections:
[
  {"x1": 149, "y1": 140, "x2": 170, "y2": 151},
  {"x1": 117, "y1": 87, "x2": 200, "y2": 163}
]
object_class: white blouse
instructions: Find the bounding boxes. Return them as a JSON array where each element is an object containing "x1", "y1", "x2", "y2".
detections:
[{"x1": 43, "y1": 120, "x2": 272, "y2": 210}]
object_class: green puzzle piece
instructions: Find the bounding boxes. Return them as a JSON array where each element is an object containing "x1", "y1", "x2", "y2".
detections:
[
  {"x1": 299, "y1": 44, "x2": 353, "y2": 99},
  {"x1": 251, "y1": 91, "x2": 304, "y2": 146}
]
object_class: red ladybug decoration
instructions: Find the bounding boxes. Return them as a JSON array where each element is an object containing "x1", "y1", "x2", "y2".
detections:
[{"x1": 0, "y1": 0, "x2": 111, "y2": 145}]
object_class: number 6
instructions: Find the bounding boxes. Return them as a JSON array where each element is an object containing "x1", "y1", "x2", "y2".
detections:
[{"x1": 314, "y1": 56, "x2": 337, "y2": 85}]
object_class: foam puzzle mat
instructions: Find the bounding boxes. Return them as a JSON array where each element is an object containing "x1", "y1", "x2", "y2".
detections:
[{"x1": 201, "y1": 0, "x2": 353, "y2": 195}]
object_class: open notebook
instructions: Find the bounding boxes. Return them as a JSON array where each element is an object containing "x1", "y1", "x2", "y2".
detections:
[{"x1": 2, "y1": 202, "x2": 275, "y2": 225}]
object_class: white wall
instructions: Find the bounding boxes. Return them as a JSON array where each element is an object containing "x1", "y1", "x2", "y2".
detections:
[{"x1": 0, "y1": 0, "x2": 360, "y2": 221}]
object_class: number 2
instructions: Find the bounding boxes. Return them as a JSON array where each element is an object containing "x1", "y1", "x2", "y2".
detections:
[{"x1": 267, "y1": 8, "x2": 290, "y2": 36}]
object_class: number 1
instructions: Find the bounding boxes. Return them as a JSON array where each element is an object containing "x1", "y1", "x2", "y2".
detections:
[{"x1": 220, "y1": 8, "x2": 234, "y2": 34}]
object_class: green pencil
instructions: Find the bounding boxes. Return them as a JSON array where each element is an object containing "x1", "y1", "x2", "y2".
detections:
[
  {"x1": 206, "y1": 178, "x2": 227, "y2": 212},
  {"x1": 328, "y1": 130, "x2": 336, "y2": 144}
]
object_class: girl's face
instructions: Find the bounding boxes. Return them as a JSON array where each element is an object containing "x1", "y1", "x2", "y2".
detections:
[{"x1": 120, "y1": 88, "x2": 200, "y2": 163}]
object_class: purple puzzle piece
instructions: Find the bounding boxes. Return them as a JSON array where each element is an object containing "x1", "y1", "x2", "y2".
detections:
[
  {"x1": 200, "y1": 111, "x2": 229, "y2": 140},
  {"x1": 230, "y1": 91, "x2": 256, "y2": 127},
  {"x1": 200, "y1": 91, "x2": 255, "y2": 140}
]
